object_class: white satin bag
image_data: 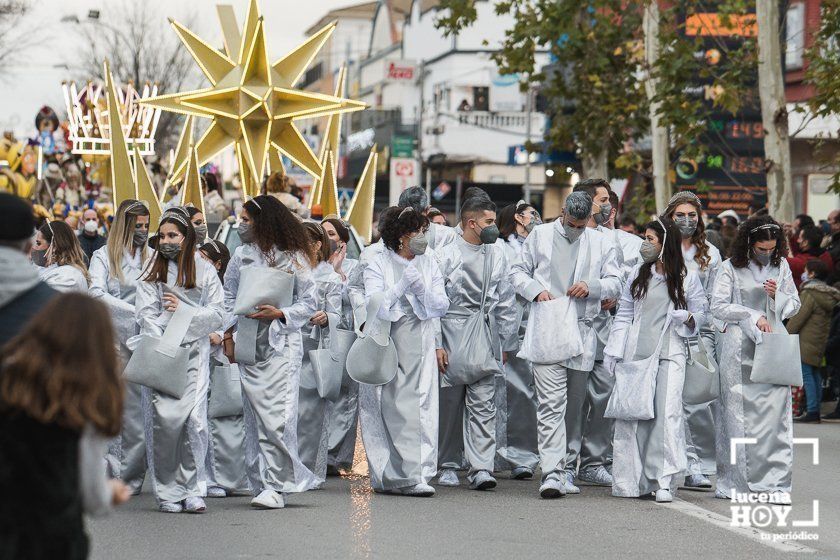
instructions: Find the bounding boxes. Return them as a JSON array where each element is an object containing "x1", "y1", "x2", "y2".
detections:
[{"x1": 517, "y1": 296, "x2": 583, "y2": 364}]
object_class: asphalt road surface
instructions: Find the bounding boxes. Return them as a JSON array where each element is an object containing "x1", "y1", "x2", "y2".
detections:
[{"x1": 88, "y1": 419, "x2": 839, "y2": 560}]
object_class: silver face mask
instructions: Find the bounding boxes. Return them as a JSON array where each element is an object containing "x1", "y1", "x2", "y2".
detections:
[
  {"x1": 753, "y1": 250, "x2": 772, "y2": 267},
  {"x1": 478, "y1": 223, "x2": 500, "y2": 245},
  {"x1": 31, "y1": 248, "x2": 48, "y2": 267},
  {"x1": 239, "y1": 222, "x2": 255, "y2": 244},
  {"x1": 563, "y1": 220, "x2": 585, "y2": 243},
  {"x1": 133, "y1": 230, "x2": 148, "y2": 247},
  {"x1": 158, "y1": 243, "x2": 182, "y2": 260},
  {"x1": 674, "y1": 216, "x2": 698, "y2": 237},
  {"x1": 640, "y1": 240, "x2": 660, "y2": 263},
  {"x1": 594, "y1": 202, "x2": 612, "y2": 226},
  {"x1": 193, "y1": 223, "x2": 208, "y2": 241},
  {"x1": 408, "y1": 233, "x2": 428, "y2": 256}
]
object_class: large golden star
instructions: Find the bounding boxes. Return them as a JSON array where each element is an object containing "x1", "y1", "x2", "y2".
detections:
[{"x1": 141, "y1": 0, "x2": 365, "y2": 194}]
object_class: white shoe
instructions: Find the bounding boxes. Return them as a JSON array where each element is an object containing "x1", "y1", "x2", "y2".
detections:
[
  {"x1": 399, "y1": 483, "x2": 435, "y2": 497},
  {"x1": 655, "y1": 489, "x2": 673, "y2": 503},
  {"x1": 184, "y1": 497, "x2": 206, "y2": 513},
  {"x1": 563, "y1": 471, "x2": 580, "y2": 494},
  {"x1": 206, "y1": 486, "x2": 227, "y2": 498},
  {"x1": 251, "y1": 489, "x2": 285, "y2": 509},
  {"x1": 539, "y1": 477, "x2": 566, "y2": 499},
  {"x1": 437, "y1": 469, "x2": 460, "y2": 487},
  {"x1": 159, "y1": 501, "x2": 183, "y2": 513},
  {"x1": 683, "y1": 474, "x2": 712, "y2": 490}
]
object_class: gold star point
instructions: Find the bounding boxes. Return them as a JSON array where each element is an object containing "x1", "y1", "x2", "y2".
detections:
[{"x1": 141, "y1": 1, "x2": 365, "y2": 189}]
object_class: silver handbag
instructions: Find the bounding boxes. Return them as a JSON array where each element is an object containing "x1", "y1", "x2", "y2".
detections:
[
  {"x1": 124, "y1": 303, "x2": 196, "y2": 399},
  {"x1": 750, "y1": 291, "x2": 803, "y2": 386},
  {"x1": 208, "y1": 358, "x2": 243, "y2": 418},
  {"x1": 308, "y1": 314, "x2": 351, "y2": 401},
  {"x1": 441, "y1": 249, "x2": 499, "y2": 387},
  {"x1": 346, "y1": 292, "x2": 399, "y2": 386},
  {"x1": 233, "y1": 265, "x2": 294, "y2": 316},
  {"x1": 682, "y1": 338, "x2": 720, "y2": 405},
  {"x1": 605, "y1": 319, "x2": 670, "y2": 421}
]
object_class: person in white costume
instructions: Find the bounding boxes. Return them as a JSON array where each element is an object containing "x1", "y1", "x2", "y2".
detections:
[{"x1": 604, "y1": 217, "x2": 709, "y2": 503}]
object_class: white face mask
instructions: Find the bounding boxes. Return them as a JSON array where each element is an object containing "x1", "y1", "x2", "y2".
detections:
[
  {"x1": 83, "y1": 220, "x2": 98, "y2": 234},
  {"x1": 801, "y1": 271, "x2": 811, "y2": 283}
]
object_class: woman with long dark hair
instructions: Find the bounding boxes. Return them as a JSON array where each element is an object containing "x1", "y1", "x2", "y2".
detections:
[
  {"x1": 1, "y1": 294, "x2": 128, "y2": 559},
  {"x1": 88, "y1": 199, "x2": 150, "y2": 493},
  {"x1": 493, "y1": 202, "x2": 541, "y2": 479},
  {"x1": 186, "y1": 206, "x2": 209, "y2": 244},
  {"x1": 223, "y1": 195, "x2": 318, "y2": 509},
  {"x1": 320, "y1": 217, "x2": 361, "y2": 474},
  {"x1": 663, "y1": 191, "x2": 722, "y2": 489},
  {"x1": 131, "y1": 210, "x2": 225, "y2": 513},
  {"x1": 359, "y1": 206, "x2": 449, "y2": 497},
  {"x1": 296, "y1": 222, "x2": 343, "y2": 485},
  {"x1": 710, "y1": 215, "x2": 800, "y2": 503},
  {"x1": 31, "y1": 221, "x2": 89, "y2": 292},
  {"x1": 604, "y1": 217, "x2": 708, "y2": 503}
]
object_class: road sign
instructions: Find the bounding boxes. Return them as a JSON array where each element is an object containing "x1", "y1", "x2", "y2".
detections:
[{"x1": 389, "y1": 157, "x2": 419, "y2": 205}]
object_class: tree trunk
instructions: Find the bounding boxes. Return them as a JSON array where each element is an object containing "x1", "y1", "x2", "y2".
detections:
[
  {"x1": 581, "y1": 147, "x2": 609, "y2": 181},
  {"x1": 644, "y1": 1, "x2": 671, "y2": 212},
  {"x1": 757, "y1": 0, "x2": 794, "y2": 222}
]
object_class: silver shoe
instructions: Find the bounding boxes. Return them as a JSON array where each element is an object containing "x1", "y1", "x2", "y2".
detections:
[
  {"x1": 539, "y1": 476, "x2": 566, "y2": 499},
  {"x1": 683, "y1": 474, "x2": 712, "y2": 490},
  {"x1": 437, "y1": 469, "x2": 460, "y2": 487},
  {"x1": 511, "y1": 466, "x2": 534, "y2": 480},
  {"x1": 399, "y1": 483, "x2": 435, "y2": 497},
  {"x1": 184, "y1": 497, "x2": 206, "y2": 513},
  {"x1": 159, "y1": 501, "x2": 183, "y2": 513},
  {"x1": 206, "y1": 486, "x2": 227, "y2": 498},
  {"x1": 655, "y1": 489, "x2": 673, "y2": 503},
  {"x1": 577, "y1": 466, "x2": 613, "y2": 486},
  {"x1": 563, "y1": 471, "x2": 580, "y2": 494},
  {"x1": 468, "y1": 470, "x2": 497, "y2": 491}
]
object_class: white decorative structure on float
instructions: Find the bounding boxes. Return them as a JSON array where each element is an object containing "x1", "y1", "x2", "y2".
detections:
[{"x1": 61, "y1": 79, "x2": 162, "y2": 155}]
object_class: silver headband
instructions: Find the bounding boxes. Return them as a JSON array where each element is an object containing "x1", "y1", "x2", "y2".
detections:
[
  {"x1": 750, "y1": 223, "x2": 780, "y2": 235},
  {"x1": 667, "y1": 191, "x2": 702, "y2": 208},
  {"x1": 398, "y1": 207, "x2": 415, "y2": 220},
  {"x1": 127, "y1": 200, "x2": 146, "y2": 213},
  {"x1": 655, "y1": 216, "x2": 667, "y2": 261},
  {"x1": 160, "y1": 212, "x2": 189, "y2": 228},
  {"x1": 249, "y1": 197, "x2": 262, "y2": 210}
]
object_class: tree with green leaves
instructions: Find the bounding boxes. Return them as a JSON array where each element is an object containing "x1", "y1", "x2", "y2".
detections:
[{"x1": 802, "y1": 1, "x2": 840, "y2": 195}]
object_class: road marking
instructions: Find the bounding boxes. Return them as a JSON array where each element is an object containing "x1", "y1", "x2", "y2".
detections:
[{"x1": 670, "y1": 497, "x2": 818, "y2": 554}]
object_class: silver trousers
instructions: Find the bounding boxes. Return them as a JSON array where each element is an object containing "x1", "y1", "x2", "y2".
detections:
[
  {"x1": 496, "y1": 354, "x2": 539, "y2": 471},
  {"x1": 438, "y1": 374, "x2": 496, "y2": 474},
  {"x1": 532, "y1": 362, "x2": 572, "y2": 481},
  {"x1": 563, "y1": 368, "x2": 590, "y2": 475},
  {"x1": 580, "y1": 360, "x2": 614, "y2": 471}
]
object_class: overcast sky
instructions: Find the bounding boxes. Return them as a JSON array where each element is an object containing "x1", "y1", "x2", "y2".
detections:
[{"x1": 0, "y1": 0, "x2": 353, "y2": 138}]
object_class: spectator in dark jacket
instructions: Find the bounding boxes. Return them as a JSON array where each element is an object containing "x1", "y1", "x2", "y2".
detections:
[
  {"x1": 788, "y1": 260, "x2": 840, "y2": 423},
  {"x1": 823, "y1": 303, "x2": 840, "y2": 420},
  {"x1": 788, "y1": 225, "x2": 834, "y2": 290},
  {"x1": 77, "y1": 208, "x2": 106, "y2": 264},
  {"x1": 825, "y1": 209, "x2": 840, "y2": 286}
]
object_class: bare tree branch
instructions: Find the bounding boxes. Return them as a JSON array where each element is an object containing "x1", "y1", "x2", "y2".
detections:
[{"x1": 0, "y1": 0, "x2": 37, "y2": 80}]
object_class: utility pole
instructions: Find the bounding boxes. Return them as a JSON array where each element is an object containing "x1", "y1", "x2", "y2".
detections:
[
  {"x1": 523, "y1": 85, "x2": 533, "y2": 204},
  {"x1": 757, "y1": 0, "x2": 794, "y2": 222},
  {"x1": 416, "y1": 61, "x2": 426, "y2": 192},
  {"x1": 644, "y1": 1, "x2": 671, "y2": 212}
]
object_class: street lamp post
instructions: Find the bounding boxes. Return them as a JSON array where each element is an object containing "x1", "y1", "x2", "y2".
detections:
[{"x1": 523, "y1": 85, "x2": 533, "y2": 204}]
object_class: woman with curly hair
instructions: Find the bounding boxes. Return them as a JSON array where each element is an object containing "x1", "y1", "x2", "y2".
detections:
[
  {"x1": 31, "y1": 221, "x2": 89, "y2": 292},
  {"x1": 132, "y1": 210, "x2": 225, "y2": 514},
  {"x1": 222, "y1": 195, "x2": 318, "y2": 509},
  {"x1": 359, "y1": 206, "x2": 449, "y2": 497},
  {"x1": 663, "y1": 191, "x2": 722, "y2": 490},
  {"x1": 710, "y1": 215, "x2": 801, "y2": 503}
]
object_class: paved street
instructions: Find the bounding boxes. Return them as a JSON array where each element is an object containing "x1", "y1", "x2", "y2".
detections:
[{"x1": 88, "y1": 420, "x2": 839, "y2": 560}]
